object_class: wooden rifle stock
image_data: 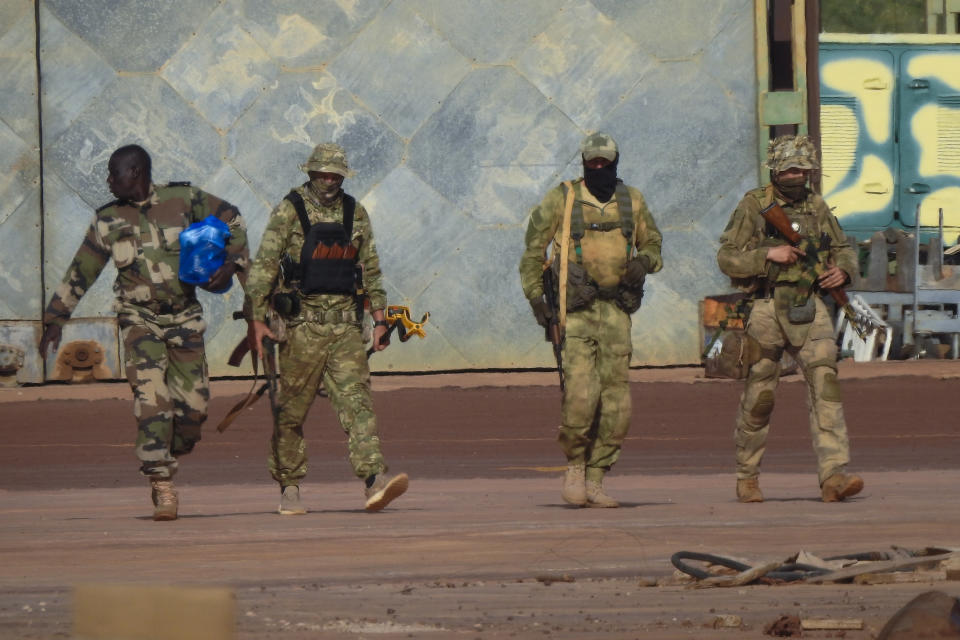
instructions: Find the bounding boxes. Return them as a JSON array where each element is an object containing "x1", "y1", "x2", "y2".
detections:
[{"x1": 760, "y1": 202, "x2": 866, "y2": 338}]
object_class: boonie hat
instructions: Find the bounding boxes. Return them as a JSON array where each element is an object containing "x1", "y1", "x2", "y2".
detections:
[{"x1": 300, "y1": 142, "x2": 355, "y2": 178}]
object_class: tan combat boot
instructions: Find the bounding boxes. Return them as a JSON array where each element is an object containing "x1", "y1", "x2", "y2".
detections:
[
  {"x1": 736, "y1": 477, "x2": 763, "y2": 503},
  {"x1": 150, "y1": 479, "x2": 178, "y2": 521},
  {"x1": 821, "y1": 472, "x2": 864, "y2": 502},
  {"x1": 585, "y1": 479, "x2": 619, "y2": 508},
  {"x1": 364, "y1": 473, "x2": 409, "y2": 511},
  {"x1": 278, "y1": 485, "x2": 307, "y2": 515},
  {"x1": 562, "y1": 463, "x2": 587, "y2": 506}
]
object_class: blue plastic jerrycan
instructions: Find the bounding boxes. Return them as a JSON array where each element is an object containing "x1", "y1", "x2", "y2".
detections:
[{"x1": 178, "y1": 215, "x2": 232, "y2": 293}]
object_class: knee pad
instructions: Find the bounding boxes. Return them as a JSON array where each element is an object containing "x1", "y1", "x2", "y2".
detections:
[
  {"x1": 819, "y1": 370, "x2": 842, "y2": 402},
  {"x1": 749, "y1": 389, "x2": 776, "y2": 421}
]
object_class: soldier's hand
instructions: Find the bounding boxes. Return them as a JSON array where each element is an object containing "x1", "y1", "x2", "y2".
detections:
[
  {"x1": 248, "y1": 320, "x2": 276, "y2": 359},
  {"x1": 622, "y1": 257, "x2": 648, "y2": 289},
  {"x1": 203, "y1": 261, "x2": 237, "y2": 292},
  {"x1": 818, "y1": 264, "x2": 848, "y2": 290},
  {"x1": 766, "y1": 245, "x2": 805, "y2": 265},
  {"x1": 528, "y1": 298, "x2": 553, "y2": 328},
  {"x1": 371, "y1": 322, "x2": 389, "y2": 352},
  {"x1": 38, "y1": 324, "x2": 62, "y2": 357}
]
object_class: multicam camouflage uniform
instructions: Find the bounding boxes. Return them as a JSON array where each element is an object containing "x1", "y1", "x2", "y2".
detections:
[
  {"x1": 244, "y1": 145, "x2": 388, "y2": 488},
  {"x1": 519, "y1": 134, "x2": 662, "y2": 489},
  {"x1": 717, "y1": 136, "x2": 859, "y2": 487},
  {"x1": 43, "y1": 183, "x2": 249, "y2": 479}
]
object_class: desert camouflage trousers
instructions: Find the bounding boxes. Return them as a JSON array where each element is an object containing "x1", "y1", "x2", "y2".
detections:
[
  {"x1": 558, "y1": 299, "x2": 633, "y2": 482},
  {"x1": 735, "y1": 296, "x2": 851, "y2": 485},
  {"x1": 118, "y1": 304, "x2": 209, "y2": 480},
  {"x1": 269, "y1": 321, "x2": 385, "y2": 487}
]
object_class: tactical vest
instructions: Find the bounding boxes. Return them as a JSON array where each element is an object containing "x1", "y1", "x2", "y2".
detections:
[
  {"x1": 284, "y1": 191, "x2": 359, "y2": 295},
  {"x1": 569, "y1": 181, "x2": 635, "y2": 265},
  {"x1": 763, "y1": 198, "x2": 822, "y2": 284}
]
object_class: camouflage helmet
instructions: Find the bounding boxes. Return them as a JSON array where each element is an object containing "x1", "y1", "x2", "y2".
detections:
[
  {"x1": 580, "y1": 132, "x2": 618, "y2": 162},
  {"x1": 300, "y1": 142, "x2": 355, "y2": 178},
  {"x1": 765, "y1": 135, "x2": 820, "y2": 172}
]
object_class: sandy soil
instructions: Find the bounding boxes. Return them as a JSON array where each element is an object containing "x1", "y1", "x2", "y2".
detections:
[{"x1": 1, "y1": 360, "x2": 958, "y2": 638}]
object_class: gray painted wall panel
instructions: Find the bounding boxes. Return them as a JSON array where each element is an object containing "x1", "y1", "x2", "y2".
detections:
[{"x1": 0, "y1": 0, "x2": 758, "y2": 383}]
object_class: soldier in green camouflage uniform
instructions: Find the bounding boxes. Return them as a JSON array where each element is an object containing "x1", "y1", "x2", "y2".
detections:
[
  {"x1": 39, "y1": 144, "x2": 249, "y2": 520},
  {"x1": 245, "y1": 142, "x2": 408, "y2": 515},
  {"x1": 519, "y1": 133, "x2": 662, "y2": 508},
  {"x1": 717, "y1": 135, "x2": 864, "y2": 503}
]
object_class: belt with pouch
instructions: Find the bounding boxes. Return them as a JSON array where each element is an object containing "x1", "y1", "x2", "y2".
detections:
[{"x1": 295, "y1": 309, "x2": 360, "y2": 325}]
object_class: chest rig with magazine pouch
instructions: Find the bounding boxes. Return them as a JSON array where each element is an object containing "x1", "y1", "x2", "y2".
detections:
[
  {"x1": 552, "y1": 182, "x2": 640, "y2": 313},
  {"x1": 274, "y1": 191, "x2": 362, "y2": 318}
]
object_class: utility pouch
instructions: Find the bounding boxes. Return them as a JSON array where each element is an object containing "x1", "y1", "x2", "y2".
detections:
[
  {"x1": 615, "y1": 286, "x2": 644, "y2": 314},
  {"x1": 552, "y1": 259, "x2": 597, "y2": 311},
  {"x1": 271, "y1": 291, "x2": 301, "y2": 319},
  {"x1": 787, "y1": 294, "x2": 816, "y2": 324},
  {"x1": 704, "y1": 330, "x2": 759, "y2": 379},
  {"x1": 299, "y1": 222, "x2": 356, "y2": 294},
  {"x1": 615, "y1": 256, "x2": 647, "y2": 313}
]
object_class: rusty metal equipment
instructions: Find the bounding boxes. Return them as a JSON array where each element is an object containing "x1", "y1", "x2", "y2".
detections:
[{"x1": 52, "y1": 340, "x2": 112, "y2": 383}]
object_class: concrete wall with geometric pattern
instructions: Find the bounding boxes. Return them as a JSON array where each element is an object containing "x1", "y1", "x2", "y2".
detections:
[{"x1": 0, "y1": 0, "x2": 758, "y2": 383}]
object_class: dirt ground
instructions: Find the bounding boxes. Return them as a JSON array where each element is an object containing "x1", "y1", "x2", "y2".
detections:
[{"x1": 1, "y1": 360, "x2": 959, "y2": 639}]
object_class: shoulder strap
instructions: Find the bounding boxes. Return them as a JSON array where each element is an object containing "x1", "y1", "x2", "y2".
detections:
[
  {"x1": 167, "y1": 181, "x2": 191, "y2": 187},
  {"x1": 342, "y1": 194, "x2": 355, "y2": 237},
  {"x1": 763, "y1": 184, "x2": 775, "y2": 207},
  {"x1": 558, "y1": 181, "x2": 574, "y2": 332},
  {"x1": 614, "y1": 181, "x2": 634, "y2": 253},
  {"x1": 284, "y1": 191, "x2": 311, "y2": 235}
]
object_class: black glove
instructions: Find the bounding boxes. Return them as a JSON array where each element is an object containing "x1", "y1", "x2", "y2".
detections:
[
  {"x1": 39, "y1": 323, "x2": 62, "y2": 357},
  {"x1": 203, "y1": 261, "x2": 237, "y2": 292},
  {"x1": 621, "y1": 257, "x2": 648, "y2": 289},
  {"x1": 528, "y1": 297, "x2": 553, "y2": 328}
]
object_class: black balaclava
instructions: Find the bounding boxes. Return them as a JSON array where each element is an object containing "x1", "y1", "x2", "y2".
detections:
[
  {"x1": 583, "y1": 154, "x2": 619, "y2": 202},
  {"x1": 771, "y1": 171, "x2": 808, "y2": 202}
]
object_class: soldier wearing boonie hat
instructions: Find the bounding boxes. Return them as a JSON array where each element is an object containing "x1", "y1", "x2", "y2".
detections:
[
  {"x1": 299, "y1": 142, "x2": 356, "y2": 178},
  {"x1": 519, "y1": 132, "x2": 663, "y2": 509},
  {"x1": 717, "y1": 134, "x2": 864, "y2": 505},
  {"x1": 244, "y1": 141, "x2": 408, "y2": 516}
]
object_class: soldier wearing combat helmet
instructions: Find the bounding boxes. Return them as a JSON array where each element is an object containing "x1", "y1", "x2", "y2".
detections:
[
  {"x1": 717, "y1": 134, "x2": 864, "y2": 503},
  {"x1": 519, "y1": 132, "x2": 663, "y2": 508},
  {"x1": 245, "y1": 142, "x2": 408, "y2": 515}
]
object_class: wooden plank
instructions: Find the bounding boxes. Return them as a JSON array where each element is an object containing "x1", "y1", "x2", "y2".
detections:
[
  {"x1": 805, "y1": 552, "x2": 958, "y2": 584},
  {"x1": 801, "y1": 618, "x2": 864, "y2": 630}
]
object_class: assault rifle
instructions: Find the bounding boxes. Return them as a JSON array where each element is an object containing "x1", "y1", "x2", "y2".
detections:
[
  {"x1": 759, "y1": 201, "x2": 867, "y2": 339},
  {"x1": 216, "y1": 310, "x2": 279, "y2": 433},
  {"x1": 216, "y1": 306, "x2": 430, "y2": 431},
  {"x1": 541, "y1": 268, "x2": 565, "y2": 391}
]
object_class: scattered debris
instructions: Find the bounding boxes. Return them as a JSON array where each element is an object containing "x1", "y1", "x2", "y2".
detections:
[
  {"x1": 671, "y1": 547, "x2": 959, "y2": 588},
  {"x1": 535, "y1": 574, "x2": 575, "y2": 586},
  {"x1": 765, "y1": 614, "x2": 802, "y2": 637},
  {"x1": 712, "y1": 614, "x2": 742, "y2": 628}
]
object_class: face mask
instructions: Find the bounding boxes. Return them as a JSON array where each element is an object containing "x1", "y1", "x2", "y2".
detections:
[
  {"x1": 773, "y1": 174, "x2": 807, "y2": 201},
  {"x1": 309, "y1": 178, "x2": 342, "y2": 203},
  {"x1": 583, "y1": 155, "x2": 619, "y2": 202}
]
